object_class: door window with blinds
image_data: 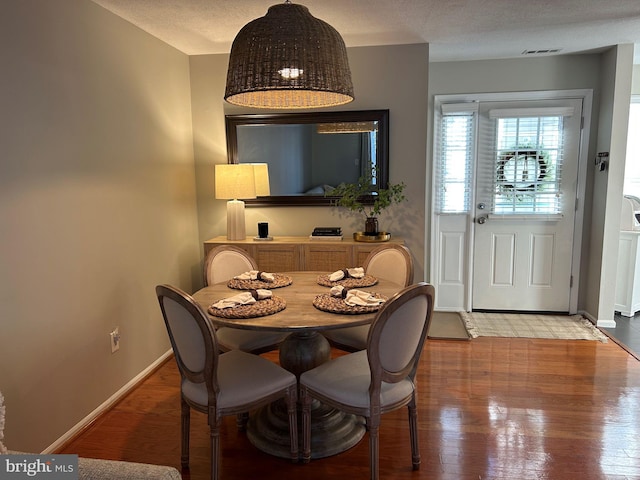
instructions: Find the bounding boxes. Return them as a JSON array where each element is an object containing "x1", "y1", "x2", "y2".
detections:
[
  {"x1": 489, "y1": 107, "x2": 573, "y2": 215},
  {"x1": 435, "y1": 105, "x2": 573, "y2": 216}
]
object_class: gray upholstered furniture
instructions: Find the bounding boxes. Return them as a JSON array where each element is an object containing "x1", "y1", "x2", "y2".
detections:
[
  {"x1": 6, "y1": 452, "x2": 181, "y2": 480},
  {"x1": 156, "y1": 284, "x2": 298, "y2": 480},
  {"x1": 300, "y1": 282, "x2": 435, "y2": 480},
  {"x1": 323, "y1": 243, "x2": 414, "y2": 351},
  {"x1": 203, "y1": 245, "x2": 288, "y2": 354},
  {"x1": 77, "y1": 457, "x2": 182, "y2": 479}
]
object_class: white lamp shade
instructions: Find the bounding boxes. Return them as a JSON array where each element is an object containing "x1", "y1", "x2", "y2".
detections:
[{"x1": 215, "y1": 164, "x2": 257, "y2": 200}]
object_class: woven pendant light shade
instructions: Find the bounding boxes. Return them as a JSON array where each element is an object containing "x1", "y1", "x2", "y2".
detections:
[{"x1": 225, "y1": 1, "x2": 354, "y2": 109}]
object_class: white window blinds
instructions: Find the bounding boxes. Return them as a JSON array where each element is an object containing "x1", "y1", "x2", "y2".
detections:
[
  {"x1": 490, "y1": 109, "x2": 570, "y2": 215},
  {"x1": 435, "y1": 103, "x2": 477, "y2": 213}
]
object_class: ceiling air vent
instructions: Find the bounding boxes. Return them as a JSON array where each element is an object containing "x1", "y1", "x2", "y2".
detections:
[{"x1": 522, "y1": 48, "x2": 562, "y2": 55}]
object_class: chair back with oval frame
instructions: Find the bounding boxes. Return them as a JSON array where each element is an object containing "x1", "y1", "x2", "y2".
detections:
[
  {"x1": 363, "y1": 243, "x2": 413, "y2": 287},
  {"x1": 202, "y1": 246, "x2": 287, "y2": 354},
  {"x1": 300, "y1": 282, "x2": 435, "y2": 480},
  {"x1": 156, "y1": 284, "x2": 298, "y2": 480},
  {"x1": 323, "y1": 244, "x2": 414, "y2": 352},
  {"x1": 204, "y1": 245, "x2": 257, "y2": 286}
]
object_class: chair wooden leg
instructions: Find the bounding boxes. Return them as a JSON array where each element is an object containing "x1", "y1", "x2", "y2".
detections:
[
  {"x1": 209, "y1": 412, "x2": 221, "y2": 480},
  {"x1": 180, "y1": 396, "x2": 190, "y2": 469},
  {"x1": 300, "y1": 386, "x2": 312, "y2": 463},
  {"x1": 286, "y1": 385, "x2": 299, "y2": 463},
  {"x1": 408, "y1": 396, "x2": 421, "y2": 470},
  {"x1": 368, "y1": 421, "x2": 380, "y2": 480}
]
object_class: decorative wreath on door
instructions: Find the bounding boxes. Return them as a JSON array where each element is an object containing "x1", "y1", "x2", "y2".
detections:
[{"x1": 496, "y1": 149, "x2": 548, "y2": 192}]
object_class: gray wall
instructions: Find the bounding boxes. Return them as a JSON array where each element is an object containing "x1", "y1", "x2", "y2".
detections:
[
  {"x1": 190, "y1": 44, "x2": 430, "y2": 282},
  {"x1": 632, "y1": 65, "x2": 640, "y2": 94},
  {"x1": 588, "y1": 45, "x2": 633, "y2": 321},
  {"x1": 0, "y1": 0, "x2": 199, "y2": 452}
]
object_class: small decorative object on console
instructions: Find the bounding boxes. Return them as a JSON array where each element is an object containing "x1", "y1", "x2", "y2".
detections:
[
  {"x1": 258, "y1": 222, "x2": 269, "y2": 238},
  {"x1": 311, "y1": 226, "x2": 342, "y2": 236},
  {"x1": 310, "y1": 226, "x2": 343, "y2": 241}
]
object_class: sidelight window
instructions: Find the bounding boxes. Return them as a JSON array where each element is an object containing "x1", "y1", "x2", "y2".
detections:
[{"x1": 434, "y1": 103, "x2": 477, "y2": 213}]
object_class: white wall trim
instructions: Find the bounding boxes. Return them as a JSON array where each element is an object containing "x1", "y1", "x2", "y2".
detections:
[
  {"x1": 580, "y1": 310, "x2": 616, "y2": 328},
  {"x1": 596, "y1": 319, "x2": 617, "y2": 328},
  {"x1": 42, "y1": 349, "x2": 174, "y2": 454}
]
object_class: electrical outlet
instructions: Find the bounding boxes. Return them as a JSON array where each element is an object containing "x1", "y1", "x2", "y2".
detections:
[{"x1": 110, "y1": 327, "x2": 120, "y2": 353}]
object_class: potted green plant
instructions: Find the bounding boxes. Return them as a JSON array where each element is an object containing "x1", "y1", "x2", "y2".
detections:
[{"x1": 328, "y1": 171, "x2": 407, "y2": 239}]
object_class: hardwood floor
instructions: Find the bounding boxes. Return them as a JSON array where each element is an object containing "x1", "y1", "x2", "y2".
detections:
[
  {"x1": 58, "y1": 337, "x2": 640, "y2": 479},
  {"x1": 605, "y1": 312, "x2": 640, "y2": 360}
]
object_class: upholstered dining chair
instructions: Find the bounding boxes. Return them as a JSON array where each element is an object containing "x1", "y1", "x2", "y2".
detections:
[
  {"x1": 203, "y1": 245, "x2": 288, "y2": 354},
  {"x1": 323, "y1": 244, "x2": 414, "y2": 351},
  {"x1": 155, "y1": 284, "x2": 298, "y2": 480},
  {"x1": 300, "y1": 282, "x2": 435, "y2": 480}
]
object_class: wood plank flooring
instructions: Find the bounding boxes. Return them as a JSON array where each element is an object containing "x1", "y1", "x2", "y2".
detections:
[{"x1": 58, "y1": 337, "x2": 640, "y2": 479}]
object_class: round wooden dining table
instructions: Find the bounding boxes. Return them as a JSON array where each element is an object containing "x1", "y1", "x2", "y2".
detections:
[{"x1": 192, "y1": 271, "x2": 403, "y2": 460}]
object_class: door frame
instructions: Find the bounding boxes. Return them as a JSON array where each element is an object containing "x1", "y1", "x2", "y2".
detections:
[{"x1": 430, "y1": 89, "x2": 593, "y2": 313}]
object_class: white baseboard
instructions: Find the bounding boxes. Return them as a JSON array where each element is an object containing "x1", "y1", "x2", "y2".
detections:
[
  {"x1": 42, "y1": 349, "x2": 173, "y2": 454},
  {"x1": 596, "y1": 319, "x2": 617, "y2": 328},
  {"x1": 579, "y1": 310, "x2": 616, "y2": 329}
]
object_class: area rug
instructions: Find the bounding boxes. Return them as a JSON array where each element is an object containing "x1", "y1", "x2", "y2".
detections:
[
  {"x1": 428, "y1": 312, "x2": 471, "y2": 340},
  {"x1": 460, "y1": 312, "x2": 608, "y2": 343}
]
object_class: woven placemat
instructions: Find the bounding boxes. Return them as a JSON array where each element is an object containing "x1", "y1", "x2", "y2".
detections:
[
  {"x1": 316, "y1": 274, "x2": 378, "y2": 288},
  {"x1": 227, "y1": 273, "x2": 293, "y2": 290},
  {"x1": 313, "y1": 293, "x2": 387, "y2": 314},
  {"x1": 208, "y1": 296, "x2": 286, "y2": 319}
]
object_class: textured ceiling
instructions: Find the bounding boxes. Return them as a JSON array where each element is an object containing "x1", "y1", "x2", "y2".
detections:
[{"x1": 90, "y1": 0, "x2": 640, "y2": 63}]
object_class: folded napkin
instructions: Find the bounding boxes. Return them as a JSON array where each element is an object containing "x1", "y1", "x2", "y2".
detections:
[
  {"x1": 211, "y1": 289, "x2": 272, "y2": 309},
  {"x1": 344, "y1": 289, "x2": 386, "y2": 307},
  {"x1": 234, "y1": 270, "x2": 275, "y2": 282},
  {"x1": 330, "y1": 285, "x2": 384, "y2": 306},
  {"x1": 328, "y1": 267, "x2": 365, "y2": 282},
  {"x1": 330, "y1": 285, "x2": 349, "y2": 298}
]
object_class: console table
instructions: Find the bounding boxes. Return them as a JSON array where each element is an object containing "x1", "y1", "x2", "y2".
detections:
[{"x1": 204, "y1": 236, "x2": 404, "y2": 272}]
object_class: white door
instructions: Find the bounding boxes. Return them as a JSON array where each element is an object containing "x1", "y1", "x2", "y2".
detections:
[{"x1": 472, "y1": 98, "x2": 583, "y2": 311}]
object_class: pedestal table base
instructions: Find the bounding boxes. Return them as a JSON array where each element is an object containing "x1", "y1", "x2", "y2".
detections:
[{"x1": 246, "y1": 331, "x2": 366, "y2": 459}]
